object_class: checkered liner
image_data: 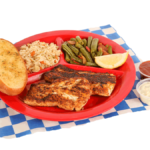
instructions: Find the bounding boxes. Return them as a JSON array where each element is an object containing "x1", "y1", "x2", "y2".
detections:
[{"x1": 0, "y1": 24, "x2": 149, "y2": 139}]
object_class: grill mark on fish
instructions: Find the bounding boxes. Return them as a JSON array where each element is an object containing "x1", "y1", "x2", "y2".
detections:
[
  {"x1": 45, "y1": 65, "x2": 116, "y2": 84},
  {"x1": 44, "y1": 65, "x2": 116, "y2": 96},
  {"x1": 23, "y1": 77, "x2": 92, "y2": 111}
]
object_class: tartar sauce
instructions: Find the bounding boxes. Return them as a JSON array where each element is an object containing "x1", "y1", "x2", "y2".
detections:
[{"x1": 138, "y1": 82, "x2": 150, "y2": 105}]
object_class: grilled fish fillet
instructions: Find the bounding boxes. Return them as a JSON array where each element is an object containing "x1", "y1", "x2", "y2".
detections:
[
  {"x1": 44, "y1": 65, "x2": 116, "y2": 96},
  {"x1": 23, "y1": 77, "x2": 91, "y2": 111}
]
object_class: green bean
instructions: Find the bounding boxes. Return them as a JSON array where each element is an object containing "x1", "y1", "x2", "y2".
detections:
[
  {"x1": 108, "y1": 45, "x2": 113, "y2": 54},
  {"x1": 91, "y1": 52, "x2": 96, "y2": 59},
  {"x1": 82, "y1": 39, "x2": 87, "y2": 47},
  {"x1": 65, "y1": 52, "x2": 70, "y2": 62},
  {"x1": 87, "y1": 36, "x2": 93, "y2": 48},
  {"x1": 76, "y1": 36, "x2": 84, "y2": 45},
  {"x1": 75, "y1": 42, "x2": 83, "y2": 49},
  {"x1": 96, "y1": 48, "x2": 103, "y2": 56},
  {"x1": 62, "y1": 43, "x2": 82, "y2": 63},
  {"x1": 78, "y1": 52, "x2": 83, "y2": 59},
  {"x1": 70, "y1": 38, "x2": 76, "y2": 42},
  {"x1": 70, "y1": 59, "x2": 81, "y2": 65},
  {"x1": 91, "y1": 38, "x2": 99, "y2": 53},
  {"x1": 67, "y1": 43, "x2": 79, "y2": 56},
  {"x1": 78, "y1": 52, "x2": 82, "y2": 57},
  {"x1": 75, "y1": 42, "x2": 93, "y2": 62},
  {"x1": 85, "y1": 62, "x2": 98, "y2": 67},
  {"x1": 96, "y1": 51, "x2": 102, "y2": 56},
  {"x1": 80, "y1": 47, "x2": 93, "y2": 63}
]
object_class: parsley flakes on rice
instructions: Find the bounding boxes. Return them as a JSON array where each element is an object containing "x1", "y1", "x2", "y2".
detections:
[{"x1": 19, "y1": 40, "x2": 61, "y2": 73}]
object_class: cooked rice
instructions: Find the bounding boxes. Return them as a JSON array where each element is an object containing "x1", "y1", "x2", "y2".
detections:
[{"x1": 19, "y1": 40, "x2": 61, "y2": 73}]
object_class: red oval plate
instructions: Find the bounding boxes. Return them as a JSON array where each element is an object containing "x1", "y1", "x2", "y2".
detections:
[{"x1": 0, "y1": 30, "x2": 136, "y2": 121}]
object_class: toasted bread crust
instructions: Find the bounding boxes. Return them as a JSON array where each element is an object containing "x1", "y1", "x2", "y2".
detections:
[{"x1": 0, "y1": 38, "x2": 28, "y2": 96}]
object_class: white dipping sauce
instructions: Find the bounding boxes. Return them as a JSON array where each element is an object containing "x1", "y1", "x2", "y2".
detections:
[{"x1": 138, "y1": 82, "x2": 150, "y2": 105}]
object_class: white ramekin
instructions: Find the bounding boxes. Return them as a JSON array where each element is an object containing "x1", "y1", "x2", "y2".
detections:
[{"x1": 136, "y1": 78, "x2": 150, "y2": 105}]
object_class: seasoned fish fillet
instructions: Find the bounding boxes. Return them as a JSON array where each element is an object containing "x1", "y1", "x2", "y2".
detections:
[
  {"x1": 44, "y1": 65, "x2": 116, "y2": 96},
  {"x1": 23, "y1": 77, "x2": 91, "y2": 111}
]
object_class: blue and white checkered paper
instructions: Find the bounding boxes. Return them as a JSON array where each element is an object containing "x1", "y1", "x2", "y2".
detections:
[{"x1": 0, "y1": 24, "x2": 149, "y2": 139}]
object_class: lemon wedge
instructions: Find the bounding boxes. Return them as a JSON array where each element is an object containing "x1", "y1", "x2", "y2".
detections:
[{"x1": 95, "y1": 52, "x2": 129, "y2": 69}]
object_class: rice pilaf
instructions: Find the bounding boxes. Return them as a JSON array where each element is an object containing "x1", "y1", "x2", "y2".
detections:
[{"x1": 19, "y1": 40, "x2": 61, "y2": 73}]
